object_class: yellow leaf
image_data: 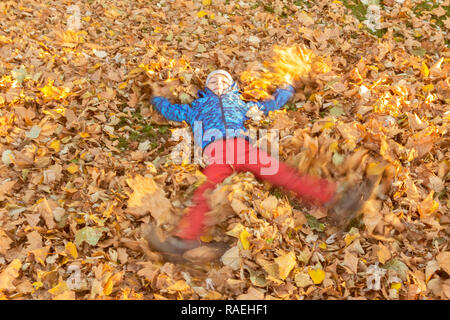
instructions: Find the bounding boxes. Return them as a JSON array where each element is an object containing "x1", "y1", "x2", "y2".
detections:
[
  {"x1": 79, "y1": 132, "x2": 90, "y2": 138},
  {"x1": 66, "y1": 163, "x2": 78, "y2": 174},
  {"x1": 366, "y1": 162, "x2": 386, "y2": 175},
  {"x1": 32, "y1": 281, "x2": 43, "y2": 291},
  {"x1": 422, "y1": 84, "x2": 434, "y2": 92},
  {"x1": 418, "y1": 191, "x2": 439, "y2": 220},
  {"x1": 321, "y1": 121, "x2": 334, "y2": 131},
  {"x1": 48, "y1": 280, "x2": 68, "y2": 295},
  {"x1": 65, "y1": 241, "x2": 78, "y2": 259},
  {"x1": 200, "y1": 234, "x2": 213, "y2": 242},
  {"x1": 80, "y1": 152, "x2": 88, "y2": 160},
  {"x1": 344, "y1": 232, "x2": 360, "y2": 246},
  {"x1": 308, "y1": 267, "x2": 325, "y2": 285},
  {"x1": 102, "y1": 204, "x2": 114, "y2": 218},
  {"x1": 239, "y1": 229, "x2": 250, "y2": 250},
  {"x1": 103, "y1": 276, "x2": 114, "y2": 296},
  {"x1": 49, "y1": 139, "x2": 60, "y2": 152},
  {"x1": 329, "y1": 141, "x2": 339, "y2": 152},
  {"x1": 391, "y1": 282, "x2": 402, "y2": 291},
  {"x1": 318, "y1": 242, "x2": 327, "y2": 250},
  {"x1": 202, "y1": 0, "x2": 211, "y2": 6},
  {"x1": 118, "y1": 81, "x2": 128, "y2": 89},
  {"x1": 0, "y1": 259, "x2": 21, "y2": 291},
  {"x1": 421, "y1": 62, "x2": 429, "y2": 78},
  {"x1": 166, "y1": 280, "x2": 190, "y2": 293},
  {"x1": 225, "y1": 223, "x2": 245, "y2": 238},
  {"x1": 197, "y1": 10, "x2": 208, "y2": 18},
  {"x1": 275, "y1": 251, "x2": 296, "y2": 280}
]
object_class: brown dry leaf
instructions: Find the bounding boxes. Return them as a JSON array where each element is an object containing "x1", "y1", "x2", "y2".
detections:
[
  {"x1": 221, "y1": 246, "x2": 241, "y2": 271},
  {"x1": 236, "y1": 286, "x2": 265, "y2": 300},
  {"x1": 256, "y1": 257, "x2": 279, "y2": 278},
  {"x1": 29, "y1": 246, "x2": 50, "y2": 266},
  {"x1": 26, "y1": 231, "x2": 43, "y2": 251},
  {"x1": 407, "y1": 113, "x2": 427, "y2": 131},
  {"x1": 295, "y1": 272, "x2": 313, "y2": 288},
  {"x1": 166, "y1": 280, "x2": 191, "y2": 294},
  {"x1": 0, "y1": 180, "x2": 16, "y2": 201},
  {"x1": 0, "y1": 229, "x2": 12, "y2": 255},
  {"x1": 183, "y1": 245, "x2": 228, "y2": 264},
  {"x1": 231, "y1": 198, "x2": 250, "y2": 215},
  {"x1": 376, "y1": 243, "x2": 391, "y2": 264},
  {"x1": 126, "y1": 175, "x2": 173, "y2": 225},
  {"x1": 136, "y1": 262, "x2": 159, "y2": 282},
  {"x1": 0, "y1": 259, "x2": 22, "y2": 291},
  {"x1": 0, "y1": 0, "x2": 447, "y2": 301},
  {"x1": 275, "y1": 251, "x2": 296, "y2": 280},
  {"x1": 16, "y1": 279, "x2": 34, "y2": 294},
  {"x1": 436, "y1": 252, "x2": 450, "y2": 275},
  {"x1": 418, "y1": 191, "x2": 439, "y2": 221},
  {"x1": 53, "y1": 290, "x2": 76, "y2": 300},
  {"x1": 343, "y1": 251, "x2": 359, "y2": 274},
  {"x1": 37, "y1": 198, "x2": 56, "y2": 229},
  {"x1": 362, "y1": 200, "x2": 383, "y2": 235}
]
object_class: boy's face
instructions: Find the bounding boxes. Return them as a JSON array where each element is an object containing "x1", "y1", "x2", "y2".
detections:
[{"x1": 207, "y1": 74, "x2": 232, "y2": 96}]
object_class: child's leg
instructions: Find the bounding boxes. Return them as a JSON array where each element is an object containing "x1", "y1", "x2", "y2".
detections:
[
  {"x1": 234, "y1": 139, "x2": 336, "y2": 205},
  {"x1": 175, "y1": 140, "x2": 233, "y2": 240},
  {"x1": 174, "y1": 163, "x2": 232, "y2": 240}
]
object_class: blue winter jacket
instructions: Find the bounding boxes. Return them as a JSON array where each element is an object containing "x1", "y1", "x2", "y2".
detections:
[{"x1": 151, "y1": 82, "x2": 295, "y2": 150}]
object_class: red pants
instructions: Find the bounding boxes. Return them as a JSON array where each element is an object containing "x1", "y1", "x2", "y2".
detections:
[{"x1": 175, "y1": 138, "x2": 336, "y2": 240}]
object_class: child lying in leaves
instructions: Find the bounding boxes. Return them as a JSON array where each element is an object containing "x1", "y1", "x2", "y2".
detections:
[{"x1": 144, "y1": 70, "x2": 373, "y2": 262}]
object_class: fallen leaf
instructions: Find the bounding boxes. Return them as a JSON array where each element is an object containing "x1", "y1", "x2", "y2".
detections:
[
  {"x1": 295, "y1": 272, "x2": 313, "y2": 288},
  {"x1": 275, "y1": 251, "x2": 296, "y2": 280},
  {"x1": 308, "y1": 267, "x2": 325, "y2": 285},
  {"x1": 65, "y1": 241, "x2": 78, "y2": 259},
  {"x1": 343, "y1": 251, "x2": 359, "y2": 274},
  {"x1": 436, "y1": 252, "x2": 450, "y2": 276},
  {"x1": 0, "y1": 259, "x2": 22, "y2": 291},
  {"x1": 236, "y1": 286, "x2": 264, "y2": 300},
  {"x1": 74, "y1": 226, "x2": 107, "y2": 246},
  {"x1": 239, "y1": 229, "x2": 250, "y2": 250},
  {"x1": 221, "y1": 246, "x2": 241, "y2": 271},
  {"x1": 37, "y1": 198, "x2": 56, "y2": 229},
  {"x1": 376, "y1": 243, "x2": 391, "y2": 264},
  {"x1": 0, "y1": 229, "x2": 12, "y2": 255},
  {"x1": 383, "y1": 259, "x2": 409, "y2": 281},
  {"x1": 166, "y1": 280, "x2": 190, "y2": 294},
  {"x1": 126, "y1": 175, "x2": 173, "y2": 224}
]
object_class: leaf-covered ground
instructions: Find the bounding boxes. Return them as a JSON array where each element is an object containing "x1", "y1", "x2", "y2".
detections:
[{"x1": 0, "y1": 0, "x2": 449, "y2": 300}]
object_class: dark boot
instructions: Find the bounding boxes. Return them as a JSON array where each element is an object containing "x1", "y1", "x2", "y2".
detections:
[
  {"x1": 142, "y1": 223, "x2": 228, "y2": 263},
  {"x1": 142, "y1": 224, "x2": 200, "y2": 263},
  {"x1": 327, "y1": 177, "x2": 378, "y2": 230}
]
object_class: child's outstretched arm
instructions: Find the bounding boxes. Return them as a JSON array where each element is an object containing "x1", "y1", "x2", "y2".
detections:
[
  {"x1": 151, "y1": 96, "x2": 193, "y2": 123},
  {"x1": 250, "y1": 84, "x2": 295, "y2": 116}
]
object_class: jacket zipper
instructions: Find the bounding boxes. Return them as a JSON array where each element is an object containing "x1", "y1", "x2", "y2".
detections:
[{"x1": 218, "y1": 95, "x2": 228, "y2": 131}]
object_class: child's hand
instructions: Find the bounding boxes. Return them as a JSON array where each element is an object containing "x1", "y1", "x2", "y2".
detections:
[{"x1": 150, "y1": 79, "x2": 180, "y2": 98}]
